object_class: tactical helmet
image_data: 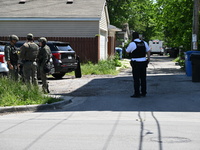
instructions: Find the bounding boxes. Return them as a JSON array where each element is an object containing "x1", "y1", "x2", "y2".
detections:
[
  {"x1": 27, "y1": 33, "x2": 34, "y2": 40},
  {"x1": 10, "y1": 35, "x2": 19, "y2": 41},
  {"x1": 38, "y1": 37, "x2": 47, "y2": 44}
]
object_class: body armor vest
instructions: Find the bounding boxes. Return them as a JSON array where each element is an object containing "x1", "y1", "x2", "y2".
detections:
[
  {"x1": 131, "y1": 41, "x2": 146, "y2": 58},
  {"x1": 9, "y1": 45, "x2": 18, "y2": 64}
]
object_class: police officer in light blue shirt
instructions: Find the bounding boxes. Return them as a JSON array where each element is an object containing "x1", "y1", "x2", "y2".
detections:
[{"x1": 126, "y1": 32, "x2": 151, "y2": 98}]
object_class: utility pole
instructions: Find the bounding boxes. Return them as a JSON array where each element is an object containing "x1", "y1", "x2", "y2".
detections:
[{"x1": 192, "y1": 0, "x2": 200, "y2": 50}]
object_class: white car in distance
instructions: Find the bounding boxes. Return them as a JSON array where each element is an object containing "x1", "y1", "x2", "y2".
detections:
[{"x1": 0, "y1": 45, "x2": 9, "y2": 76}]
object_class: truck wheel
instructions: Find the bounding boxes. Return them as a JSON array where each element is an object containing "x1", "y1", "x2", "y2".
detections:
[
  {"x1": 75, "y1": 56, "x2": 82, "y2": 78},
  {"x1": 52, "y1": 73, "x2": 65, "y2": 79}
]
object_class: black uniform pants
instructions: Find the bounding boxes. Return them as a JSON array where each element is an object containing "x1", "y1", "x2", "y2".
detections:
[{"x1": 130, "y1": 61, "x2": 147, "y2": 96}]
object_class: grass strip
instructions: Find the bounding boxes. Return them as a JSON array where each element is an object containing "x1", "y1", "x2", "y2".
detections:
[{"x1": 0, "y1": 77, "x2": 61, "y2": 107}]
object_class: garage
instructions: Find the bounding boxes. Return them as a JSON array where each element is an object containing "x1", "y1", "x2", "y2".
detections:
[{"x1": 100, "y1": 30, "x2": 108, "y2": 60}]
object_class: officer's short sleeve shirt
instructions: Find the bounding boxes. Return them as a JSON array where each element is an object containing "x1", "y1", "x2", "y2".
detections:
[{"x1": 126, "y1": 39, "x2": 150, "y2": 62}]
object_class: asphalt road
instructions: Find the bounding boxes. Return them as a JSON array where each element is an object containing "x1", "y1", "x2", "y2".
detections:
[{"x1": 1, "y1": 56, "x2": 200, "y2": 150}]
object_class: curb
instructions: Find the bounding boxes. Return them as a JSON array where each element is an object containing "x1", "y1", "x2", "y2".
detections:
[{"x1": 0, "y1": 96, "x2": 73, "y2": 114}]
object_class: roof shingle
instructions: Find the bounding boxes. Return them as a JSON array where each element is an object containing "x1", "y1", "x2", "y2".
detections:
[{"x1": 0, "y1": 0, "x2": 106, "y2": 18}]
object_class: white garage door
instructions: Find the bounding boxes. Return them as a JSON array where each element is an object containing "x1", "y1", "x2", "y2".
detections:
[{"x1": 100, "y1": 30, "x2": 108, "y2": 60}]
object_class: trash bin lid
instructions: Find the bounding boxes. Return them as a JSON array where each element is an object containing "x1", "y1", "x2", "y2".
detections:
[
  {"x1": 185, "y1": 51, "x2": 200, "y2": 61},
  {"x1": 115, "y1": 47, "x2": 122, "y2": 51},
  {"x1": 184, "y1": 51, "x2": 200, "y2": 55},
  {"x1": 191, "y1": 53, "x2": 200, "y2": 59}
]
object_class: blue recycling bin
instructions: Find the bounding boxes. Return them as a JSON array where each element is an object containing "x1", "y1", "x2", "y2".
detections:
[
  {"x1": 115, "y1": 47, "x2": 123, "y2": 59},
  {"x1": 184, "y1": 51, "x2": 200, "y2": 76}
]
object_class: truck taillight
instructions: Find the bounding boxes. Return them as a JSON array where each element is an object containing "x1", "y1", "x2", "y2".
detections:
[
  {"x1": 52, "y1": 53, "x2": 61, "y2": 60},
  {"x1": 0, "y1": 55, "x2": 5, "y2": 63}
]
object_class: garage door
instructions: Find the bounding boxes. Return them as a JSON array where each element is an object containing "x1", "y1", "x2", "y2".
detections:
[{"x1": 100, "y1": 30, "x2": 107, "y2": 60}]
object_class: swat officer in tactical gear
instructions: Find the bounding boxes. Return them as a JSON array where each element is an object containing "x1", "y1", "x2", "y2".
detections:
[
  {"x1": 126, "y1": 32, "x2": 151, "y2": 98},
  {"x1": 4, "y1": 35, "x2": 20, "y2": 80},
  {"x1": 20, "y1": 33, "x2": 39, "y2": 85},
  {"x1": 37, "y1": 37, "x2": 51, "y2": 93}
]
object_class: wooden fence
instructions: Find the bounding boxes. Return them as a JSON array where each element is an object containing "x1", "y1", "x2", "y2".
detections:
[
  {"x1": 0, "y1": 36, "x2": 101, "y2": 63},
  {"x1": 108, "y1": 36, "x2": 116, "y2": 57}
]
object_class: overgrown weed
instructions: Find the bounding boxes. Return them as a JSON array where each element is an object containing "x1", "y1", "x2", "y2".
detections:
[{"x1": 0, "y1": 77, "x2": 61, "y2": 107}]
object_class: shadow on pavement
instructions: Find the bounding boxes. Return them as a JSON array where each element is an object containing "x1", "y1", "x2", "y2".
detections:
[{"x1": 49, "y1": 73, "x2": 200, "y2": 112}]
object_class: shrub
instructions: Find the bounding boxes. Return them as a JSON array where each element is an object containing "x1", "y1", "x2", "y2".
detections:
[
  {"x1": 0, "y1": 77, "x2": 60, "y2": 106},
  {"x1": 80, "y1": 54, "x2": 122, "y2": 75},
  {"x1": 174, "y1": 53, "x2": 185, "y2": 69}
]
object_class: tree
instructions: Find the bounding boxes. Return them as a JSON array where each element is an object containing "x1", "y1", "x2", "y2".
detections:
[
  {"x1": 106, "y1": 0, "x2": 156, "y2": 42},
  {"x1": 155, "y1": 0, "x2": 193, "y2": 50},
  {"x1": 107, "y1": 0, "x2": 194, "y2": 50}
]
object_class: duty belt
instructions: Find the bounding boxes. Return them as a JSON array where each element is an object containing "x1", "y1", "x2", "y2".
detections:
[{"x1": 24, "y1": 60, "x2": 35, "y2": 62}]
